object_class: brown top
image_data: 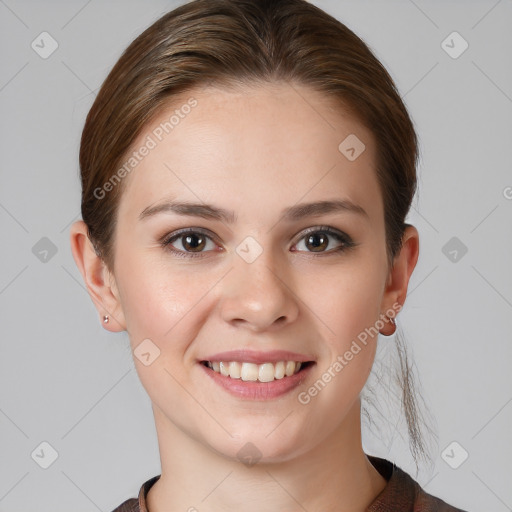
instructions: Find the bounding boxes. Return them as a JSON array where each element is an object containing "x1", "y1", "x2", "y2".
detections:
[{"x1": 110, "y1": 455, "x2": 467, "y2": 512}]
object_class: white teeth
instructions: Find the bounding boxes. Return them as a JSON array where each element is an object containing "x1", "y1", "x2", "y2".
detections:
[
  {"x1": 258, "y1": 363, "x2": 275, "y2": 383},
  {"x1": 205, "y1": 360, "x2": 305, "y2": 382},
  {"x1": 228, "y1": 361, "x2": 241, "y2": 379},
  {"x1": 285, "y1": 361, "x2": 296, "y2": 377},
  {"x1": 274, "y1": 361, "x2": 285, "y2": 379},
  {"x1": 241, "y1": 363, "x2": 259, "y2": 381},
  {"x1": 219, "y1": 361, "x2": 229, "y2": 377}
]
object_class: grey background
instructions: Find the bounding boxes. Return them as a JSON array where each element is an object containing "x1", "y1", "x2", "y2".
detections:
[{"x1": 0, "y1": 0, "x2": 511, "y2": 510}]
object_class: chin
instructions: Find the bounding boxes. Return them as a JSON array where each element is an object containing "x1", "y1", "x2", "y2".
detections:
[{"x1": 205, "y1": 426, "x2": 313, "y2": 466}]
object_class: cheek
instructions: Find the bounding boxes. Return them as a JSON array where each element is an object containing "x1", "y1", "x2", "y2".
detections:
[
  {"x1": 298, "y1": 267, "x2": 383, "y2": 415},
  {"x1": 308, "y1": 259, "x2": 384, "y2": 347},
  {"x1": 115, "y1": 251, "x2": 207, "y2": 347},
  {"x1": 114, "y1": 257, "x2": 210, "y2": 405}
]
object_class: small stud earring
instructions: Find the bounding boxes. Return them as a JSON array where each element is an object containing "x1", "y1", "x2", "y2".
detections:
[{"x1": 103, "y1": 315, "x2": 110, "y2": 324}]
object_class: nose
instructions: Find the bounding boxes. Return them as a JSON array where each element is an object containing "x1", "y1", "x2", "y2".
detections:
[{"x1": 219, "y1": 248, "x2": 299, "y2": 332}]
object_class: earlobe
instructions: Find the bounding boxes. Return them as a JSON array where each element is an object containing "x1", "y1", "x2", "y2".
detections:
[{"x1": 69, "y1": 220, "x2": 126, "y2": 332}]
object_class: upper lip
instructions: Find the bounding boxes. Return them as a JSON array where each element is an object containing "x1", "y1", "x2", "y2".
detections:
[{"x1": 200, "y1": 349, "x2": 315, "y2": 364}]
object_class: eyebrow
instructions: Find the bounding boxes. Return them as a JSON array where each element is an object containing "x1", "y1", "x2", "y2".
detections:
[{"x1": 139, "y1": 198, "x2": 369, "y2": 223}]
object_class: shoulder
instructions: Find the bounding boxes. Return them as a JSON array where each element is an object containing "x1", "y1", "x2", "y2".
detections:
[
  {"x1": 110, "y1": 498, "x2": 139, "y2": 512},
  {"x1": 367, "y1": 455, "x2": 468, "y2": 512},
  {"x1": 110, "y1": 475, "x2": 160, "y2": 512},
  {"x1": 414, "y1": 489, "x2": 468, "y2": 512},
  {"x1": 411, "y1": 473, "x2": 468, "y2": 512}
]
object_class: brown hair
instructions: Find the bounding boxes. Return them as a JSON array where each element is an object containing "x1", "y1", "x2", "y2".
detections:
[{"x1": 79, "y1": 0, "x2": 434, "y2": 470}]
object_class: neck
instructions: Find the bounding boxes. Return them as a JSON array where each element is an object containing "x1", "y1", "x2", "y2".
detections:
[{"x1": 147, "y1": 399, "x2": 387, "y2": 512}]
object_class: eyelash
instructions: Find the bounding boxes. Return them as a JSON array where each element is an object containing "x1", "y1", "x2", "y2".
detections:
[{"x1": 159, "y1": 226, "x2": 356, "y2": 259}]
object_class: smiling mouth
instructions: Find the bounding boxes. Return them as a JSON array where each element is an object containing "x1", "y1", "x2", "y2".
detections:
[{"x1": 201, "y1": 360, "x2": 314, "y2": 382}]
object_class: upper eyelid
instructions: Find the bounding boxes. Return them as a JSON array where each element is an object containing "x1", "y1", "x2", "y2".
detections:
[{"x1": 161, "y1": 227, "x2": 219, "y2": 244}]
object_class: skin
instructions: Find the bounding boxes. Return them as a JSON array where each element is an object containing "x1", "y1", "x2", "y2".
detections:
[{"x1": 70, "y1": 81, "x2": 419, "y2": 512}]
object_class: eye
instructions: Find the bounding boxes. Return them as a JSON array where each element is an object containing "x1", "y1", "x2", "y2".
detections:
[
  {"x1": 160, "y1": 226, "x2": 356, "y2": 259},
  {"x1": 292, "y1": 226, "x2": 355, "y2": 255},
  {"x1": 161, "y1": 229, "x2": 219, "y2": 258}
]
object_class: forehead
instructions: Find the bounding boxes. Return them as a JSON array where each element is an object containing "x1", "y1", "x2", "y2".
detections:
[{"x1": 116, "y1": 81, "x2": 383, "y2": 226}]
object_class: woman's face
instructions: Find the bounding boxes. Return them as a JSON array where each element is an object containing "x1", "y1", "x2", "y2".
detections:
[{"x1": 107, "y1": 82, "x2": 398, "y2": 462}]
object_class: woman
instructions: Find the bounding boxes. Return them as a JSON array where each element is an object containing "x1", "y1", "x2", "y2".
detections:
[{"x1": 70, "y1": 0, "x2": 467, "y2": 510}]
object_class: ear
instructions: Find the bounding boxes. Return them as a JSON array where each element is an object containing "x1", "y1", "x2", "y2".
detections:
[
  {"x1": 69, "y1": 220, "x2": 126, "y2": 331},
  {"x1": 379, "y1": 224, "x2": 419, "y2": 334}
]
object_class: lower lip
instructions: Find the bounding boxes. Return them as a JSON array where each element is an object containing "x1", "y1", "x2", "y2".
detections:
[{"x1": 199, "y1": 363, "x2": 314, "y2": 400}]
